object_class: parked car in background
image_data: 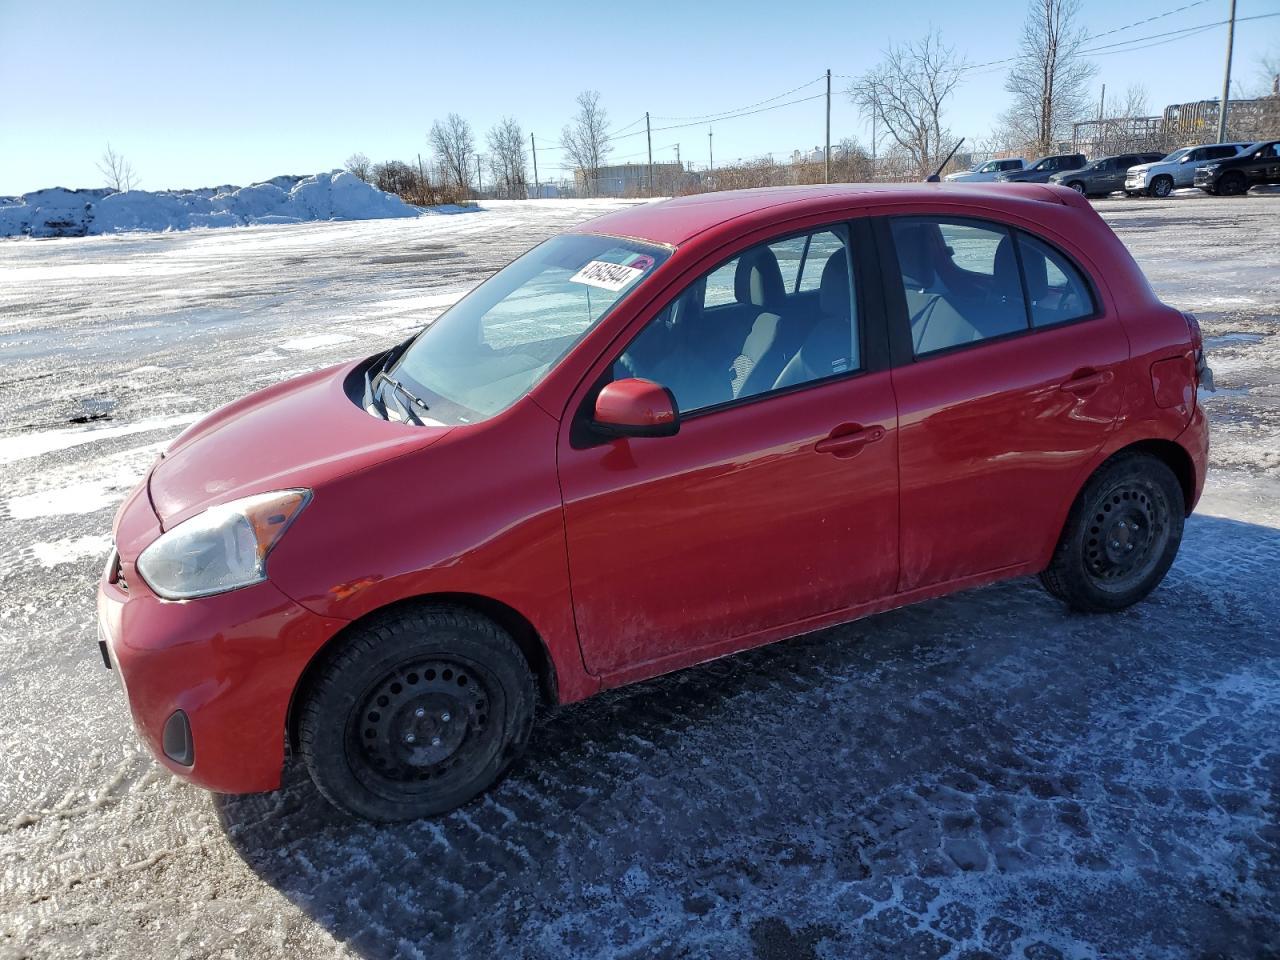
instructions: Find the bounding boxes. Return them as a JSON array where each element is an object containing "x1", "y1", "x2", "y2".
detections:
[
  {"x1": 1124, "y1": 143, "x2": 1252, "y2": 197},
  {"x1": 98, "y1": 183, "x2": 1210, "y2": 822},
  {"x1": 995, "y1": 153, "x2": 1088, "y2": 184},
  {"x1": 1194, "y1": 140, "x2": 1280, "y2": 196},
  {"x1": 1049, "y1": 152, "x2": 1165, "y2": 197},
  {"x1": 944, "y1": 158, "x2": 1025, "y2": 183}
]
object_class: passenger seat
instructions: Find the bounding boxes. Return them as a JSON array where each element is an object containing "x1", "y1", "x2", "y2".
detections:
[{"x1": 729, "y1": 248, "x2": 792, "y2": 398}]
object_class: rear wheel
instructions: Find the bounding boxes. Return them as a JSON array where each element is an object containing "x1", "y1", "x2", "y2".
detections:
[
  {"x1": 299, "y1": 605, "x2": 536, "y2": 821},
  {"x1": 1148, "y1": 175, "x2": 1174, "y2": 198},
  {"x1": 1040, "y1": 452, "x2": 1184, "y2": 613},
  {"x1": 1218, "y1": 171, "x2": 1248, "y2": 196}
]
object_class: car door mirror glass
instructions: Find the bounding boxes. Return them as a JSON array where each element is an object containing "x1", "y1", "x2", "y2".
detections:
[{"x1": 592, "y1": 378, "x2": 680, "y2": 438}]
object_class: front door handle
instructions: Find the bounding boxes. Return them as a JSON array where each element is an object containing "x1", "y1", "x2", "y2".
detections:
[
  {"x1": 1059, "y1": 369, "x2": 1114, "y2": 396},
  {"x1": 815, "y1": 424, "x2": 886, "y2": 456}
]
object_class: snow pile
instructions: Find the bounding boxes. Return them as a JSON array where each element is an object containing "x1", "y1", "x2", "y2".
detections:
[{"x1": 0, "y1": 171, "x2": 421, "y2": 238}]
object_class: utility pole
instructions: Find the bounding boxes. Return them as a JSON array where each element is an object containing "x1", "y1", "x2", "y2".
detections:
[
  {"x1": 1216, "y1": 0, "x2": 1237, "y2": 142},
  {"x1": 708, "y1": 128, "x2": 714, "y2": 174},
  {"x1": 825, "y1": 68, "x2": 831, "y2": 184},
  {"x1": 675, "y1": 143, "x2": 681, "y2": 169},
  {"x1": 1098, "y1": 83, "x2": 1106, "y2": 120},
  {"x1": 646, "y1": 111, "x2": 654, "y2": 198},
  {"x1": 531, "y1": 133, "x2": 539, "y2": 200},
  {"x1": 475, "y1": 155, "x2": 482, "y2": 198}
]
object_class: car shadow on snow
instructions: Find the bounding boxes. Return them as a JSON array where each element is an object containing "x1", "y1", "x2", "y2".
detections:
[{"x1": 215, "y1": 513, "x2": 1280, "y2": 960}]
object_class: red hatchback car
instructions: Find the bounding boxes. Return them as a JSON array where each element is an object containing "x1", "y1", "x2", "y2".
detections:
[{"x1": 98, "y1": 183, "x2": 1210, "y2": 821}]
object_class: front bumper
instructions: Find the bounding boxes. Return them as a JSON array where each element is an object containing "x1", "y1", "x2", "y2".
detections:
[
  {"x1": 98, "y1": 545, "x2": 345, "y2": 794},
  {"x1": 1124, "y1": 174, "x2": 1147, "y2": 191}
]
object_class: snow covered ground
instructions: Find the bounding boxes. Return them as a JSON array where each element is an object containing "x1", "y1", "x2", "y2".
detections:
[
  {"x1": 0, "y1": 171, "x2": 425, "y2": 238},
  {"x1": 0, "y1": 195, "x2": 1276, "y2": 959}
]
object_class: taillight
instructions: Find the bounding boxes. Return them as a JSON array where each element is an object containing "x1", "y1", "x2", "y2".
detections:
[{"x1": 1183, "y1": 312, "x2": 1214, "y2": 394}]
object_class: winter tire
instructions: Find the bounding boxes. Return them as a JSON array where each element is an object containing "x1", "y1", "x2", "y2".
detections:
[
  {"x1": 299, "y1": 604, "x2": 537, "y2": 821},
  {"x1": 1040, "y1": 452, "x2": 1185, "y2": 613}
]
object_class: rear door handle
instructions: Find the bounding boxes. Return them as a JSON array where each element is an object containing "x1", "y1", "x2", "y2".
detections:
[
  {"x1": 815, "y1": 424, "x2": 885, "y2": 456},
  {"x1": 1059, "y1": 369, "x2": 1114, "y2": 395}
]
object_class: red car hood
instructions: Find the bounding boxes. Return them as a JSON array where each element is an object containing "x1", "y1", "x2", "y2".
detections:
[{"x1": 150, "y1": 360, "x2": 451, "y2": 527}]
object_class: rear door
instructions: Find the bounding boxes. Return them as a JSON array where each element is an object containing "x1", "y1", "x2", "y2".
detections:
[{"x1": 879, "y1": 214, "x2": 1128, "y2": 591}]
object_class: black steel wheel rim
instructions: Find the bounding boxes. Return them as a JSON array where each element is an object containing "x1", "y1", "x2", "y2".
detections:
[
  {"x1": 1083, "y1": 480, "x2": 1169, "y2": 591},
  {"x1": 345, "y1": 657, "x2": 501, "y2": 797}
]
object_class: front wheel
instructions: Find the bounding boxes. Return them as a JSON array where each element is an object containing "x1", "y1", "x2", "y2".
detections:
[
  {"x1": 1218, "y1": 172, "x2": 1248, "y2": 196},
  {"x1": 1148, "y1": 175, "x2": 1173, "y2": 198},
  {"x1": 1040, "y1": 452, "x2": 1185, "y2": 613},
  {"x1": 1067, "y1": 180, "x2": 1086, "y2": 195},
  {"x1": 299, "y1": 605, "x2": 537, "y2": 821}
]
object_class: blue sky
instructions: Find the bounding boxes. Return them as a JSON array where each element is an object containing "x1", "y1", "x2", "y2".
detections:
[{"x1": 1, "y1": 0, "x2": 1276, "y2": 194}]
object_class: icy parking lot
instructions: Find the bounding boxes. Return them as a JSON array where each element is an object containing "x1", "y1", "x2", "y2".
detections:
[{"x1": 0, "y1": 195, "x2": 1277, "y2": 959}]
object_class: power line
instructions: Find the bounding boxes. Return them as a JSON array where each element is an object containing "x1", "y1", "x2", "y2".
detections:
[{"x1": 649, "y1": 75, "x2": 826, "y2": 122}]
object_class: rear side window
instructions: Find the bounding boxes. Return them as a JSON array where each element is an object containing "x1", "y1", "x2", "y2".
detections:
[
  {"x1": 1206, "y1": 146, "x2": 1237, "y2": 160},
  {"x1": 888, "y1": 218, "x2": 1027, "y2": 355},
  {"x1": 888, "y1": 216, "x2": 1096, "y2": 355}
]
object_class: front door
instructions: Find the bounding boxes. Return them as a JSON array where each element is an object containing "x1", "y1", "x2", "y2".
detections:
[
  {"x1": 882, "y1": 215, "x2": 1128, "y2": 591},
  {"x1": 557, "y1": 224, "x2": 899, "y2": 679}
]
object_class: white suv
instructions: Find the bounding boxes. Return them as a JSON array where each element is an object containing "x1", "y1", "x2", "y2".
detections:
[
  {"x1": 1124, "y1": 143, "x2": 1252, "y2": 197},
  {"x1": 944, "y1": 158, "x2": 1025, "y2": 183}
]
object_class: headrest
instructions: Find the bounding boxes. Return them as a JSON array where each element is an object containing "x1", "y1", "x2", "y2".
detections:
[
  {"x1": 818, "y1": 251, "x2": 851, "y2": 318},
  {"x1": 734, "y1": 246, "x2": 785, "y2": 308}
]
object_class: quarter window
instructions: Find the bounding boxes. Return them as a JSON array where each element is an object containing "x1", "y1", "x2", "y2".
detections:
[{"x1": 613, "y1": 226, "x2": 859, "y2": 414}]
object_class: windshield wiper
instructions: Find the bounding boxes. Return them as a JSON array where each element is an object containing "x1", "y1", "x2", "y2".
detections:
[{"x1": 373, "y1": 371, "x2": 430, "y2": 424}]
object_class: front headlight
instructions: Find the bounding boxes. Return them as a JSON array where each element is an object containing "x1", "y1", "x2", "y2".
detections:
[{"x1": 136, "y1": 489, "x2": 310, "y2": 600}]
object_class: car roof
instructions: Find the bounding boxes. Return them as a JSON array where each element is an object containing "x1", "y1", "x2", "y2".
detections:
[{"x1": 571, "y1": 182, "x2": 1080, "y2": 247}]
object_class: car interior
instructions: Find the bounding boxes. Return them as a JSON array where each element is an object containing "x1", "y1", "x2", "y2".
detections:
[
  {"x1": 611, "y1": 218, "x2": 1096, "y2": 413},
  {"x1": 891, "y1": 218, "x2": 1092, "y2": 355},
  {"x1": 615, "y1": 232, "x2": 859, "y2": 414}
]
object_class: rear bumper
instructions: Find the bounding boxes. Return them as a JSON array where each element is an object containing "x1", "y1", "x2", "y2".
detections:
[
  {"x1": 97, "y1": 573, "x2": 344, "y2": 794},
  {"x1": 1178, "y1": 400, "x2": 1210, "y2": 513}
]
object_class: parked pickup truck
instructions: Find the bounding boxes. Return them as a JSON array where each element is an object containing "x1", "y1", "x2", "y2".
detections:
[
  {"x1": 1194, "y1": 140, "x2": 1280, "y2": 196},
  {"x1": 1124, "y1": 143, "x2": 1251, "y2": 197}
]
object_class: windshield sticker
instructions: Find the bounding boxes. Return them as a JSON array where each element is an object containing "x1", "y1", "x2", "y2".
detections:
[{"x1": 569, "y1": 260, "x2": 646, "y2": 292}]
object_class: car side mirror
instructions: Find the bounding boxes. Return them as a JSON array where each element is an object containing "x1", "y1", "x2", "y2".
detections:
[{"x1": 592, "y1": 378, "x2": 680, "y2": 438}]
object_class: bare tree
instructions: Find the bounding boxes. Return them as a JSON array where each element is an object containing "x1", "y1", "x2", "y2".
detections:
[
  {"x1": 561, "y1": 91, "x2": 612, "y2": 196},
  {"x1": 1254, "y1": 44, "x2": 1279, "y2": 97},
  {"x1": 486, "y1": 117, "x2": 528, "y2": 199},
  {"x1": 849, "y1": 32, "x2": 966, "y2": 178},
  {"x1": 345, "y1": 152, "x2": 372, "y2": 182},
  {"x1": 97, "y1": 144, "x2": 138, "y2": 192},
  {"x1": 429, "y1": 113, "x2": 476, "y2": 193},
  {"x1": 1117, "y1": 84, "x2": 1150, "y2": 119},
  {"x1": 1000, "y1": 0, "x2": 1097, "y2": 155}
]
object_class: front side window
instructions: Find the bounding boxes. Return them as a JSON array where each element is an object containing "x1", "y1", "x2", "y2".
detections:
[
  {"x1": 391, "y1": 234, "x2": 668, "y2": 422},
  {"x1": 979, "y1": 161, "x2": 998, "y2": 173},
  {"x1": 889, "y1": 216, "x2": 1096, "y2": 355},
  {"x1": 613, "y1": 226, "x2": 858, "y2": 415}
]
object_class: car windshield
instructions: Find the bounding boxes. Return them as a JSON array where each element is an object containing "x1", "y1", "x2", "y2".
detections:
[
  {"x1": 1162, "y1": 148, "x2": 1192, "y2": 162},
  {"x1": 387, "y1": 233, "x2": 670, "y2": 424}
]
